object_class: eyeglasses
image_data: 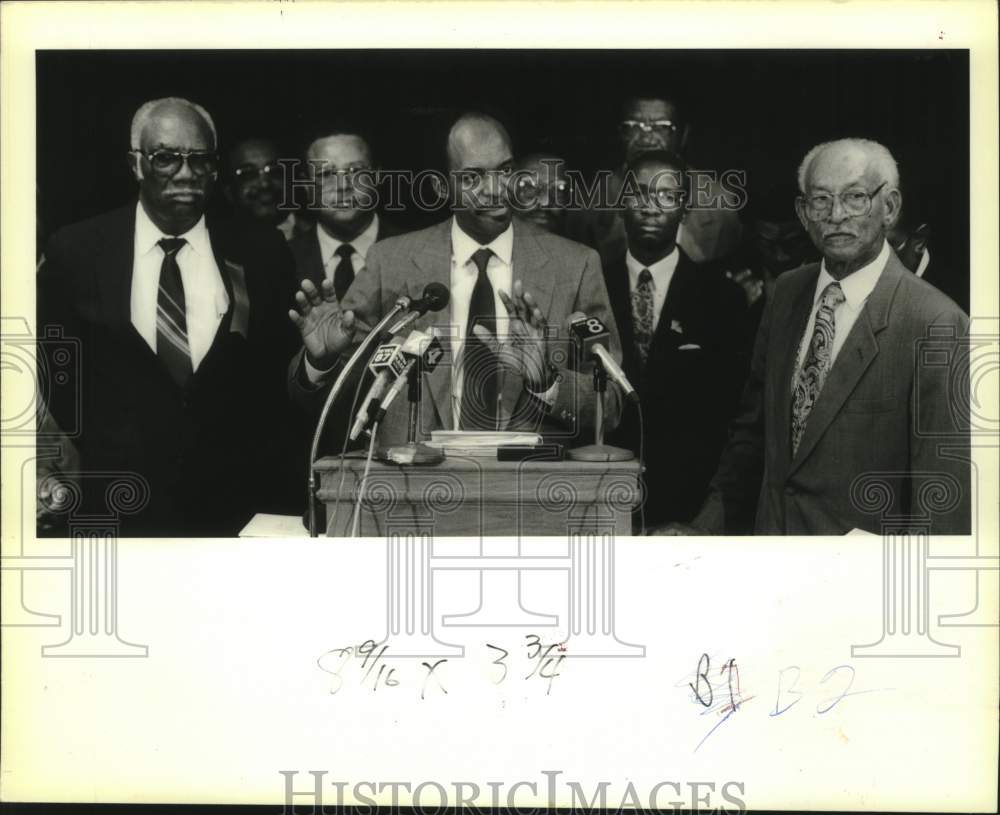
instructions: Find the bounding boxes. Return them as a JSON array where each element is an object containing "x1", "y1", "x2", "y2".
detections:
[
  {"x1": 620, "y1": 119, "x2": 679, "y2": 136},
  {"x1": 133, "y1": 149, "x2": 218, "y2": 177},
  {"x1": 314, "y1": 165, "x2": 374, "y2": 186},
  {"x1": 512, "y1": 176, "x2": 573, "y2": 205},
  {"x1": 800, "y1": 182, "x2": 887, "y2": 221},
  {"x1": 624, "y1": 188, "x2": 687, "y2": 211},
  {"x1": 232, "y1": 162, "x2": 282, "y2": 183}
]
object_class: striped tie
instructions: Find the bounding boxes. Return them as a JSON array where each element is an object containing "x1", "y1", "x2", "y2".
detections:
[
  {"x1": 156, "y1": 237, "x2": 193, "y2": 388},
  {"x1": 791, "y1": 281, "x2": 845, "y2": 456}
]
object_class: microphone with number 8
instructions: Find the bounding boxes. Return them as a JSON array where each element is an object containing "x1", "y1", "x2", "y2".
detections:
[{"x1": 567, "y1": 311, "x2": 640, "y2": 403}]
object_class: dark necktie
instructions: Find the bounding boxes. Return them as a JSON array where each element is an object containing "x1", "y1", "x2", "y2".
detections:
[
  {"x1": 332, "y1": 243, "x2": 355, "y2": 301},
  {"x1": 460, "y1": 247, "x2": 499, "y2": 430},
  {"x1": 156, "y1": 237, "x2": 193, "y2": 388},
  {"x1": 631, "y1": 267, "x2": 656, "y2": 366},
  {"x1": 791, "y1": 281, "x2": 846, "y2": 455}
]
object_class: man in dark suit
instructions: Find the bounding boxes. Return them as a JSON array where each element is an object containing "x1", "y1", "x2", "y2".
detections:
[
  {"x1": 37, "y1": 97, "x2": 300, "y2": 537},
  {"x1": 288, "y1": 127, "x2": 402, "y2": 294},
  {"x1": 289, "y1": 112, "x2": 624, "y2": 448},
  {"x1": 602, "y1": 151, "x2": 747, "y2": 530},
  {"x1": 665, "y1": 138, "x2": 970, "y2": 535}
]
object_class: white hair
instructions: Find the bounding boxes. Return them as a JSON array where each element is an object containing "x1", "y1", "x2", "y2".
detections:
[
  {"x1": 129, "y1": 97, "x2": 217, "y2": 151},
  {"x1": 796, "y1": 138, "x2": 899, "y2": 193}
]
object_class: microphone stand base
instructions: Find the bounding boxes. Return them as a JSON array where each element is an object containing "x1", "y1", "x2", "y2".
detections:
[
  {"x1": 380, "y1": 442, "x2": 445, "y2": 466},
  {"x1": 567, "y1": 444, "x2": 634, "y2": 462}
]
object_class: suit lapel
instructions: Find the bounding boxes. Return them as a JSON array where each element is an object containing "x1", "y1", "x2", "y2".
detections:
[
  {"x1": 410, "y1": 221, "x2": 455, "y2": 429},
  {"x1": 652, "y1": 250, "x2": 692, "y2": 352},
  {"x1": 789, "y1": 255, "x2": 906, "y2": 473},
  {"x1": 603, "y1": 255, "x2": 636, "y2": 375},
  {"x1": 304, "y1": 231, "x2": 325, "y2": 287}
]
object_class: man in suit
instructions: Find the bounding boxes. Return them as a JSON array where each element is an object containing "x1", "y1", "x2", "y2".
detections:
[
  {"x1": 289, "y1": 126, "x2": 402, "y2": 295},
  {"x1": 603, "y1": 151, "x2": 747, "y2": 530},
  {"x1": 289, "y1": 111, "x2": 624, "y2": 449},
  {"x1": 37, "y1": 97, "x2": 301, "y2": 536},
  {"x1": 663, "y1": 138, "x2": 970, "y2": 535}
]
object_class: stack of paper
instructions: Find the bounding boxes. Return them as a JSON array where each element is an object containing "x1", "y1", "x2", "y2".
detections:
[{"x1": 426, "y1": 431, "x2": 543, "y2": 457}]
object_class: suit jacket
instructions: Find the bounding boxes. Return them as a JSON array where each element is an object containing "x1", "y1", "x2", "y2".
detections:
[
  {"x1": 290, "y1": 218, "x2": 625, "y2": 449},
  {"x1": 694, "y1": 251, "x2": 971, "y2": 535},
  {"x1": 289, "y1": 215, "x2": 404, "y2": 290},
  {"x1": 37, "y1": 203, "x2": 301, "y2": 537},
  {"x1": 604, "y1": 249, "x2": 748, "y2": 527}
]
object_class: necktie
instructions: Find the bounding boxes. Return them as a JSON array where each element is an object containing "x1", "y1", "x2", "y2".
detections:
[
  {"x1": 460, "y1": 247, "x2": 499, "y2": 430},
  {"x1": 791, "y1": 281, "x2": 846, "y2": 455},
  {"x1": 332, "y1": 244, "x2": 355, "y2": 302},
  {"x1": 631, "y1": 268, "x2": 655, "y2": 366},
  {"x1": 156, "y1": 237, "x2": 193, "y2": 388}
]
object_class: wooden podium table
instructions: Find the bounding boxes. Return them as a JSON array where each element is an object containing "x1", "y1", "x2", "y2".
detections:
[
  {"x1": 312, "y1": 454, "x2": 645, "y2": 657},
  {"x1": 314, "y1": 455, "x2": 641, "y2": 537}
]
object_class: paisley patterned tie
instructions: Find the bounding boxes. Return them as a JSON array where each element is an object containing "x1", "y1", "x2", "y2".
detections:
[
  {"x1": 791, "y1": 281, "x2": 845, "y2": 456},
  {"x1": 631, "y1": 268, "x2": 655, "y2": 367}
]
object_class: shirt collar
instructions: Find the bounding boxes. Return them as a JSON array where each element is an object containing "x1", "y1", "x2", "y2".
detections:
[
  {"x1": 817, "y1": 238, "x2": 890, "y2": 311},
  {"x1": 451, "y1": 217, "x2": 514, "y2": 268},
  {"x1": 135, "y1": 200, "x2": 211, "y2": 257},
  {"x1": 625, "y1": 245, "x2": 680, "y2": 286},
  {"x1": 915, "y1": 247, "x2": 930, "y2": 278},
  {"x1": 317, "y1": 213, "x2": 380, "y2": 264}
]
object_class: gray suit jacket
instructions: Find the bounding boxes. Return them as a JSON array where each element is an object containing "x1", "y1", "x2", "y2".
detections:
[
  {"x1": 291, "y1": 218, "x2": 624, "y2": 448},
  {"x1": 695, "y1": 250, "x2": 971, "y2": 535}
]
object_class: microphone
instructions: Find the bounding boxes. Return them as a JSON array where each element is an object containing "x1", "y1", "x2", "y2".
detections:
[
  {"x1": 567, "y1": 311, "x2": 640, "y2": 404},
  {"x1": 371, "y1": 358, "x2": 418, "y2": 424},
  {"x1": 385, "y1": 282, "x2": 451, "y2": 335},
  {"x1": 399, "y1": 328, "x2": 445, "y2": 372},
  {"x1": 349, "y1": 341, "x2": 407, "y2": 442}
]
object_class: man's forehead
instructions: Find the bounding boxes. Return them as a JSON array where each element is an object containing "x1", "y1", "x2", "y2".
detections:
[
  {"x1": 626, "y1": 97, "x2": 679, "y2": 121},
  {"x1": 636, "y1": 163, "x2": 685, "y2": 188},
  {"x1": 307, "y1": 134, "x2": 370, "y2": 165},
  {"x1": 232, "y1": 141, "x2": 277, "y2": 167},
  {"x1": 141, "y1": 105, "x2": 212, "y2": 149},
  {"x1": 806, "y1": 146, "x2": 875, "y2": 190},
  {"x1": 451, "y1": 132, "x2": 512, "y2": 168}
]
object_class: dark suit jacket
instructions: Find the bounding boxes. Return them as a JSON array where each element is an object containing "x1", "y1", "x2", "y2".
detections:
[
  {"x1": 289, "y1": 215, "x2": 404, "y2": 290},
  {"x1": 603, "y1": 249, "x2": 748, "y2": 527},
  {"x1": 694, "y1": 251, "x2": 971, "y2": 535},
  {"x1": 290, "y1": 218, "x2": 625, "y2": 448},
  {"x1": 37, "y1": 203, "x2": 301, "y2": 537}
]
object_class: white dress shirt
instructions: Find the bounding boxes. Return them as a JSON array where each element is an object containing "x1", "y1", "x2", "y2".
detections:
[
  {"x1": 794, "y1": 238, "x2": 890, "y2": 380},
  {"x1": 317, "y1": 213, "x2": 380, "y2": 283},
  {"x1": 915, "y1": 247, "x2": 930, "y2": 278},
  {"x1": 625, "y1": 244, "x2": 680, "y2": 331},
  {"x1": 131, "y1": 202, "x2": 229, "y2": 371}
]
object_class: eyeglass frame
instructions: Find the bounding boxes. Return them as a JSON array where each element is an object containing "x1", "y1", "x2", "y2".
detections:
[
  {"x1": 231, "y1": 162, "x2": 283, "y2": 182},
  {"x1": 619, "y1": 119, "x2": 680, "y2": 134},
  {"x1": 130, "y1": 149, "x2": 219, "y2": 177},
  {"x1": 798, "y1": 181, "x2": 889, "y2": 222}
]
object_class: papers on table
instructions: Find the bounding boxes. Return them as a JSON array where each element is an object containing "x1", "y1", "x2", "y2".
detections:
[{"x1": 426, "y1": 431, "x2": 543, "y2": 457}]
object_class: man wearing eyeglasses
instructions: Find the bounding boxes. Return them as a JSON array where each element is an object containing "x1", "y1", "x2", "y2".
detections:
[
  {"x1": 601, "y1": 151, "x2": 747, "y2": 530},
  {"x1": 660, "y1": 138, "x2": 969, "y2": 535},
  {"x1": 289, "y1": 111, "x2": 623, "y2": 449},
  {"x1": 565, "y1": 93, "x2": 744, "y2": 268},
  {"x1": 36, "y1": 96, "x2": 301, "y2": 536},
  {"x1": 224, "y1": 136, "x2": 308, "y2": 242}
]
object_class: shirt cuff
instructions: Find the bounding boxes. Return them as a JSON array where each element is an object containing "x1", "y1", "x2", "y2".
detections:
[
  {"x1": 303, "y1": 353, "x2": 339, "y2": 386},
  {"x1": 526, "y1": 373, "x2": 560, "y2": 407}
]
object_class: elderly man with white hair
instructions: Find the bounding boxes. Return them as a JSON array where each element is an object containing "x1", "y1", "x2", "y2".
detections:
[
  {"x1": 658, "y1": 137, "x2": 970, "y2": 535},
  {"x1": 37, "y1": 96, "x2": 301, "y2": 536}
]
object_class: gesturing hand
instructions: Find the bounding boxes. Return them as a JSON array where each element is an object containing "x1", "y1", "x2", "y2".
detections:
[
  {"x1": 287, "y1": 279, "x2": 357, "y2": 368},
  {"x1": 493, "y1": 279, "x2": 555, "y2": 391}
]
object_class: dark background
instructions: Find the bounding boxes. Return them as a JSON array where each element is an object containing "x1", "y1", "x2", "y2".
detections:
[{"x1": 37, "y1": 49, "x2": 969, "y2": 280}]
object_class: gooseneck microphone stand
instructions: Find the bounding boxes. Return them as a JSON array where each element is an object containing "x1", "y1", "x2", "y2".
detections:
[{"x1": 307, "y1": 297, "x2": 411, "y2": 538}]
